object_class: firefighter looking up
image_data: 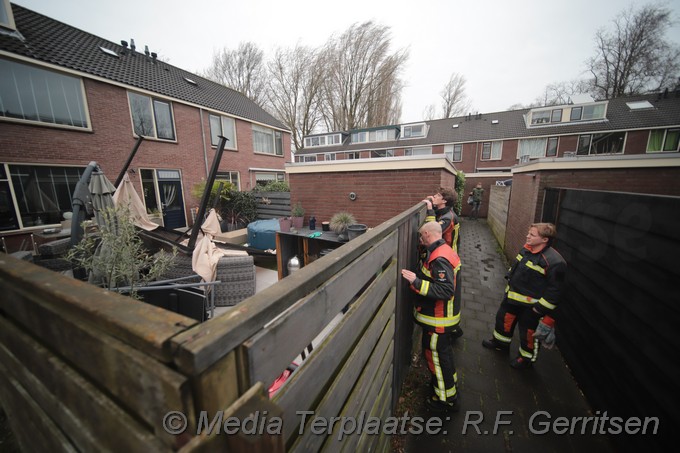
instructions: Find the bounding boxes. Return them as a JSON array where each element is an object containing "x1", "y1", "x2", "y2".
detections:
[
  {"x1": 482, "y1": 223, "x2": 567, "y2": 369},
  {"x1": 423, "y1": 187, "x2": 460, "y2": 253},
  {"x1": 401, "y1": 221, "x2": 461, "y2": 413}
]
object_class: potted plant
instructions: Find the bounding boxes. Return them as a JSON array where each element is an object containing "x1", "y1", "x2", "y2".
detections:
[
  {"x1": 330, "y1": 212, "x2": 356, "y2": 241},
  {"x1": 291, "y1": 202, "x2": 305, "y2": 229},
  {"x1": 278, "y1": 216, "x2": 292, "y2": 232}
]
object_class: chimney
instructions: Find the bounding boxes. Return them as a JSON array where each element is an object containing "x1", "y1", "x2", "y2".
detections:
[
  {"x1": 120, "y1": 40, "x2": 128, "y2": 55},
  {"x1": 144, "y1": 45, "x2": 150, "y2": 57},
  {"x1": 151, "y1": 52, "x2": 157, "y2": 62},
  {"x1": 130, "y1": 39, "x2": 136, "y2": 53}
]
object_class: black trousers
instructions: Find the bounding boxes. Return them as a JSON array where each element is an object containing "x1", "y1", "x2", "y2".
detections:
[
  {"x1": 422, "y1": 330, "x2": 458, "y2": 403},
  {"x1": 493, "y1": 297, "x2": 542, "y2": 361}
]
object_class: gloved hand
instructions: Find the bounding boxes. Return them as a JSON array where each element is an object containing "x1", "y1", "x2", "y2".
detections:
[{"x1": 534, "y1": 315, "x2": 556, "y2": 349}]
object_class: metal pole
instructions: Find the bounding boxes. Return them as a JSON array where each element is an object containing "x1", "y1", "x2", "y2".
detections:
[
  {"x1": 114, "y1": 136, "x2": 144, "y2": 188},
  {"x1": 187, "y1": 136, "x2": 227, "y2": 251}
]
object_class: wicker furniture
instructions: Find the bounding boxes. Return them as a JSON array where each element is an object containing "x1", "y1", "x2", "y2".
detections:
[{"x1": 158, "y1": 252, "x2": 256, "y2": 307}]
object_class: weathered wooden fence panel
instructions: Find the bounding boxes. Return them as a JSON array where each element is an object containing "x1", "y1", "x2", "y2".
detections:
[
  {"x1": 0, "y1": 203, "x2": 426, "y2": 451},
  {"x1": 254, "y1": 191, "x2": 291, "y2": 219},
  {"x1": 487, "y1": 185, "x2": 510, "y2": 248}
]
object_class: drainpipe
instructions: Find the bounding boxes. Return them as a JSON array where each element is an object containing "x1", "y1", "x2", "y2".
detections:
[{"x1": 474, "y1": 142, "x2": 479, "y2": 173}]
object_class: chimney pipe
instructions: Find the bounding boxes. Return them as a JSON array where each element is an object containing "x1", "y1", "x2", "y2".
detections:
[
  {"x1": 130, "y1": 39, "x2": 136, "y2": 52},
  {"x1": 144, "y1": 45, "x2": 150, "y2": 57}
]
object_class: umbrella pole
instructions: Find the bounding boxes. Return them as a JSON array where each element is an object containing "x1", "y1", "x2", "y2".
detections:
[
  {"x1": 114, "y1": 136, "x2": 144, "y2": 188},
  {"x1": 187, "y1": 136, "x2": 228, "y2": 251}
]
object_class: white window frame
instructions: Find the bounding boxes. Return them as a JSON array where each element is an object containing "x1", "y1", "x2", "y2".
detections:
[
  {"x1": 518, "y1": 138, "x2": 548, "y2": 159},
  {"x1": 346, "y1": 152, "x2": 360, "y2": 159},
  {"x1": 481, "y1": 141, "x2": 502, "y2": 160},
  {"x1": 209, "y1": 114, "x2": 237, "y2": 150},
  {"x1": 216, "y1": 171, "x2": 240, "y2": 191},
  {"x1": 128, "y1": 91, "x2": 176, "y2": 141},
  {"x1": 370, "y1": 149, "x2": 394, "y2": 158},
  {"x1": 647, "y1": 128, "x2": 680, "y2": 153},
  {"x1": 404, "y1": 146, "x2": 432, "y2": 156},
  {"x1": 324, "y1": 153, "x2": 336, "y2": 161},
  {"x1": 401, "y1": 123, "x2": 427, "y2": 138},
  {"x1": 252, "y1": 124, "x2": 283, "y2": 156},
  {"x1": 445, "y1": 144, "x2": 463, "y2": 162},
  {"x1": 1, "y1": 58, "x2": 90, "y2": 130}
]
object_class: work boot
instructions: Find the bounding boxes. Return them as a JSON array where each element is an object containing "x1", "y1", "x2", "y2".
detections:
[
  {"x1": 425, "y1": 395, "x2": 459, "y2": 413},
  {"x1": 510, "y1": 356, "x2": 533, "y2": 370},
  {"x1": 451, "y1": 327, "x2": 464, "y2": 339},
  {"x1": 482, "y1": 338, "x2": 509, "y2": 351}
]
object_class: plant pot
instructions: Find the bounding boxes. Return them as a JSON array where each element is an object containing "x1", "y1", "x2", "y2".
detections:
[
  {"x1": 347, "y1": 224, "x2": 367, "y2": 240},
  {"x1": 291, "y1": 216, "x2": 304, "y2": 230},
  {"x1": 279, "y1": 218, "x2": 291, "y2": 232}
]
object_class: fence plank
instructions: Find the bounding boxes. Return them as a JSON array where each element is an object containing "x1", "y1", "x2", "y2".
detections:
[
  {"x1": 330, "y1": 341, "x2": 394, "y2": 453},
  {"x1": 0, "y1": 255, "x2": 198, "y2": 363},
  {"x1": 244, "y1": 239, "x2": 397, "y2": 387},
  {"x1": 353, "y1": 369, "x2": 392, "y2": 453},
  {"x1": 292, "y1": 314, "x2": 394, "y2": 452},
  {"x1": 0, "y1": 318, "x2": 168, "y2": 452},
  {"x1": 179, "y1": 382, "x2": 284, "y2": 453},
  {"x1": 0, "y1": 288, "x2": 194, "y2": 441},
  {"x1": 171, "y1": 206, "x2": 419, "y2": 376},
  {"x1": 275, "y1": 286, "x2": 396, "y2": 442},
  {"x1": 0, "y1": 367, "x2": 77, "y2": 452}
]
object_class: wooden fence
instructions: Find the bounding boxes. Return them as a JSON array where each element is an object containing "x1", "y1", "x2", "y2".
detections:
[
  {"x1": 0, "y1": 203, "x2": 425, "y2": 451},
  {"x1": 486, "y1": 185, "x2": 511, "y2": 249},
  {"x1": 254, "y1": 191, "x2": 291, "y2": 219}
]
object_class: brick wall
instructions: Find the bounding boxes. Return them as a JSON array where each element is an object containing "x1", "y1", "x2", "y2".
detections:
[
  {"x1": 0, "y1": 77, "x2": 291, "y2": 230},
  {"x1": 289, "y1": 168, "x2": 456, "y2": 228}
]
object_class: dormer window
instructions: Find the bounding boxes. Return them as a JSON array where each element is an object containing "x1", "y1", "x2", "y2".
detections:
[
  {"x1": 304, "y1": 133, "x2": 342, "y2": 148},
  {"x1": 1, "y1": 0, "x2": 16, "y2": 31},
  {"x1": 402, "y1": 123, "x2": 427, "y2": 138},
  {"x1": 529, "y1": 101, "x2": 607, "y2": 127}
]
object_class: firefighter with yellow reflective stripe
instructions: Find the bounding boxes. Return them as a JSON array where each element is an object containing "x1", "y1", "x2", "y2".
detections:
[
  {"x1": 402, "y1": 221, "x2": 461, "y2": 413},
  {"x1": 482, "y1": 223, "x2": 567, "y2": 369},
  {"x1": 423, "y1": 187, "x2": 461, "y2": 254}
]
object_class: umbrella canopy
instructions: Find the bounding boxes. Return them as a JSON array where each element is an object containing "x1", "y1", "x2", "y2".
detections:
[
  {"x1": 113, "y1": 174, "x2": 159, "y2": 231},
  {"x1": 89, "y1": 170, "x2": 116, "y2": 228}
]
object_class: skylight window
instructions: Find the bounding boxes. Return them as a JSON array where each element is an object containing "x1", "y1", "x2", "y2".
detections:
[
  {"x1": 183, "y1": 77, "x2": 197, "y2": 86},
  {"x1": 99, "y1": 46, "x2": 119, "y2": 58},
  {"x1": 627, "y1": 100, "x2": 654, "y2": 110}
]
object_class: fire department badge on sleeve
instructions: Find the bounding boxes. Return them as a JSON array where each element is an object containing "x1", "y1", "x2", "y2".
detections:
[{"x1": 437, "y1": 271, "x2": 446, "y2": 281}]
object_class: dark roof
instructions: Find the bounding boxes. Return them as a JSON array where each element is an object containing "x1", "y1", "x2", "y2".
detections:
[
  {"x1": 1, "y1": 3, "x2": 288, "y2": 131},
  {"x1": 296, "y1": 92, "x2": 680, "y2": 155}
]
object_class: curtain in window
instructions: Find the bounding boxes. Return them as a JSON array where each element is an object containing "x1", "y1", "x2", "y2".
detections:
[
  {"x1": 253, "y1": 127, "x2": 274, "y2": 153},
  {"x1": 491, "y1": 141, "x2": 502, "y2": 159},
  {"x1": 518, "y1": 138, "x2": 547, "y2": 158}
]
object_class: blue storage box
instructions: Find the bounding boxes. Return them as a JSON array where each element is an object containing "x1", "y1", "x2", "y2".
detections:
[{"x1": 247, "y1": 219, "x2": 280, "y2": 250}]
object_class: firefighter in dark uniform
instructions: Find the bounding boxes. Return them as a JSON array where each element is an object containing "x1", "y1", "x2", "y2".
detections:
[
  {"x1": 482, "y1": 223, "x2": 567, "y2": 369},
  {"x1": 402, "y1": 221, "x2": 461, "y2": 412},
  {"x1": 423, "y1": 187, "x2": 460, "y2": 253}
]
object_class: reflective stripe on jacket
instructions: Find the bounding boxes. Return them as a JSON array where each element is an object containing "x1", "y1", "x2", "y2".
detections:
[{"x1": 412, "y1": 240, "x2": 461, "y2": 333}]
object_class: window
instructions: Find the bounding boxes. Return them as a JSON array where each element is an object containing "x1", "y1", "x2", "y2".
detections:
[
  {"x1": 577, "y1": 132, "x2": 625, "y2": 155},
  {"x1": 255, "y1": 172, "x2": 285, "y2": 186},
  {"x1": 370, "y1": 149, "x2": 394, "y2": 158},
  {"x1": 402, "y1": 123, "x2": 426, "y2": 138},
  {"x1": 481, "y1": 141, "x2": 502, "y2": 160},
  {"x1": 404, "y1": 147, "x2": 432, "y2": 156},
  {"x1": 546, "y1": 137, "x2": 558, "y2": 157},
  {"x1": 209, "y1": 114, "x2": 237, "y2": 149},
  {"x1": 324, "y1": 153, "x2": 336, "y2": 161},
  {"x1": 304, "y1": 134, "x2": 342, "y2": 148},
  {"x1": 570, "y1": 107, "x2": 582, "y2": 121},
  {"x1": 1, "y1": 58, "x2": 89, "y2": 129},
  {"x1": 582, "y1": 104, "x2": 605, "y2": 120},
  {"x1": 1, "y1": 0, "x2": 16, "y2": 30},
  {"x1": 531, "y1": 111, "x2": 551, "y2": 125},
  {"x1": 551, "y1": 109, "x2": 562, "y2": 123},
  {"x1": 252, "y1": 125, "x2": 283, "y2": 156},
  {"x1": 1, "y1": 164, "x2": 87, "y2": 230},
  {"x1": 346, "y1": 152, "x2": 360, "y2": 159},
  {"x1": 647, "y1": 129, "x2": 679, "y2": 153},
  {"x1": 128, "y1": 92, "x2": 175, "y2": 140},
  {"x1": 445, "y1": 144, "x2": 463, "y2": 162},
  {"x1": 351, "y1": 131, "x2": 368, "y2": 144},
  {"x1": 216, "y1": 171, "x2": 240, "y2": 191},
  {"x1": 518, "y1": 138, "x2": 548, "y2": 159}
]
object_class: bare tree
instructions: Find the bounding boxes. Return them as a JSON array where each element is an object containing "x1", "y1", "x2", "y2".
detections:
[
  {"x1": 267, "y1": 45, "x2": 325, "y2": 150},
  {"x1": 422, "y1": 104, "x2": 437, "y2": 121},
  {"x1": 440, "y1": 73, "x2": 471, "y2": 118},
  {"x1": 202, "y1": 42, "x2": 267, "y2": 105},
  {"x1": 587, "y1": 4, "x2": 680, "y2": 99},
  {"x1": 534, "y1": 79, "x2": 592, "y2": 106},
  {"x1": 320, "y1": 21, "x2": 408, "y2": 131}
]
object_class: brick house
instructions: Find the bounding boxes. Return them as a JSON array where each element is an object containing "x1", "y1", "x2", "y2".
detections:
[
  {"x1": 294, "y1": 89, "x2": 680, "y2": 219},
  {"x1": 0, "y1": 2, "x2": 291, "y2": 245}
]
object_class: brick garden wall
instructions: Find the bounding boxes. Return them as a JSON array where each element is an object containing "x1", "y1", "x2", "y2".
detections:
[{"x1": 288, "y1": 168, "x2": 456, "y2": 228}]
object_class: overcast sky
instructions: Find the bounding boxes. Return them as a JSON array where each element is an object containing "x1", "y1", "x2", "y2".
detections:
[{"x1": 14, "y1": 0, "x2": 680, "y2": 124}]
